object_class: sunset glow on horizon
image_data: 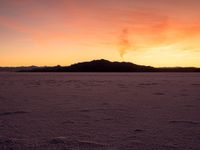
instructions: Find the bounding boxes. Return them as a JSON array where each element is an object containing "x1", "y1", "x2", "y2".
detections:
[{"x1": 1, "y1": 0, "x2": 200, "y2": 67}]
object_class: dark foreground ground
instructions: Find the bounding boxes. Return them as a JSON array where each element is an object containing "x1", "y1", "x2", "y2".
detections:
[{"x1": 0, "y1": 73, "x2": 200, "y2": 150}]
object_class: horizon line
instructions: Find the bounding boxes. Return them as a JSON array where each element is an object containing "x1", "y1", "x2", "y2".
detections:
[{"x1": 0, "y1": 59, "x2": 200, "y2": 68}]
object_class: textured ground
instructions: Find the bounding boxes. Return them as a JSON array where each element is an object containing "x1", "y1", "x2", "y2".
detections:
[{"x1": 0, "y1": 73, "x2": 200, "y2": 150}]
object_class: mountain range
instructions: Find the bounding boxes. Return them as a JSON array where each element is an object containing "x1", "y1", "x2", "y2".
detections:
[{"x1": 8, "y1": 59, "x2": 199, "y2": 72}]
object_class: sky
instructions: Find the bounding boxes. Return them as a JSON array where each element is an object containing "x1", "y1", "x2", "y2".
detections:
[{"x1": 0, "y1": 0, "x2": 200, "y2": 67}]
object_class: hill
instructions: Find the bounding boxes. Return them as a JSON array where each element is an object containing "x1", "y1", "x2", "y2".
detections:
[{"x1": 15, "y1": 59, "x2": 200, "y2": 72}]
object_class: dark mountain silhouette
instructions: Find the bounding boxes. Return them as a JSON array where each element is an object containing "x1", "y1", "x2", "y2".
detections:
[
  {"x1": 66, "y1": 59, "x2": 155, "y2": 72},
  {"x1": 14, "y1": 59, "x2": 200, "y2": 72},
  {"x1": 0, "y1": 66, "x2": 38, "y2": 72}
]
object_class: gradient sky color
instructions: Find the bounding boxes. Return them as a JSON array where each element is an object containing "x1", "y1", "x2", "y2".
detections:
[{"x1": 0, "y1": 0, "x2": 200, "y2": 67}]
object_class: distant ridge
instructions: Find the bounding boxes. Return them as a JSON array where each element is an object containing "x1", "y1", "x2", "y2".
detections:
[
  {"x1": 67, "y1": 59, "x2": 155, "y2": 72},
  {"x1": 17, "y1": 59, "x2": 200, "y2": 72},
  {"x1": 1, "y1": 59, "x2": 200, "y2": 72},
  {"x1": 0, "y1": 66, "x2": 38, "y2": 72}
]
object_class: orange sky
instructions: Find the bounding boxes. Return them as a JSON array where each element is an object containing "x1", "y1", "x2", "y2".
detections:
[{"x1": 0, "y1": 0, "x2": 200, "y2": 67}]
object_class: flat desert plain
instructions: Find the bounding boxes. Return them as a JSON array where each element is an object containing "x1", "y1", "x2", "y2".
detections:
[{"x1": 0, "y1": 73, "x2": 200, "y2": 150}]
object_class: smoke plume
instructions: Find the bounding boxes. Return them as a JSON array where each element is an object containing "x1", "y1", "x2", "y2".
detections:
[{"x1": 118, "y1": 28, "x2": 131, "y2": 58}]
